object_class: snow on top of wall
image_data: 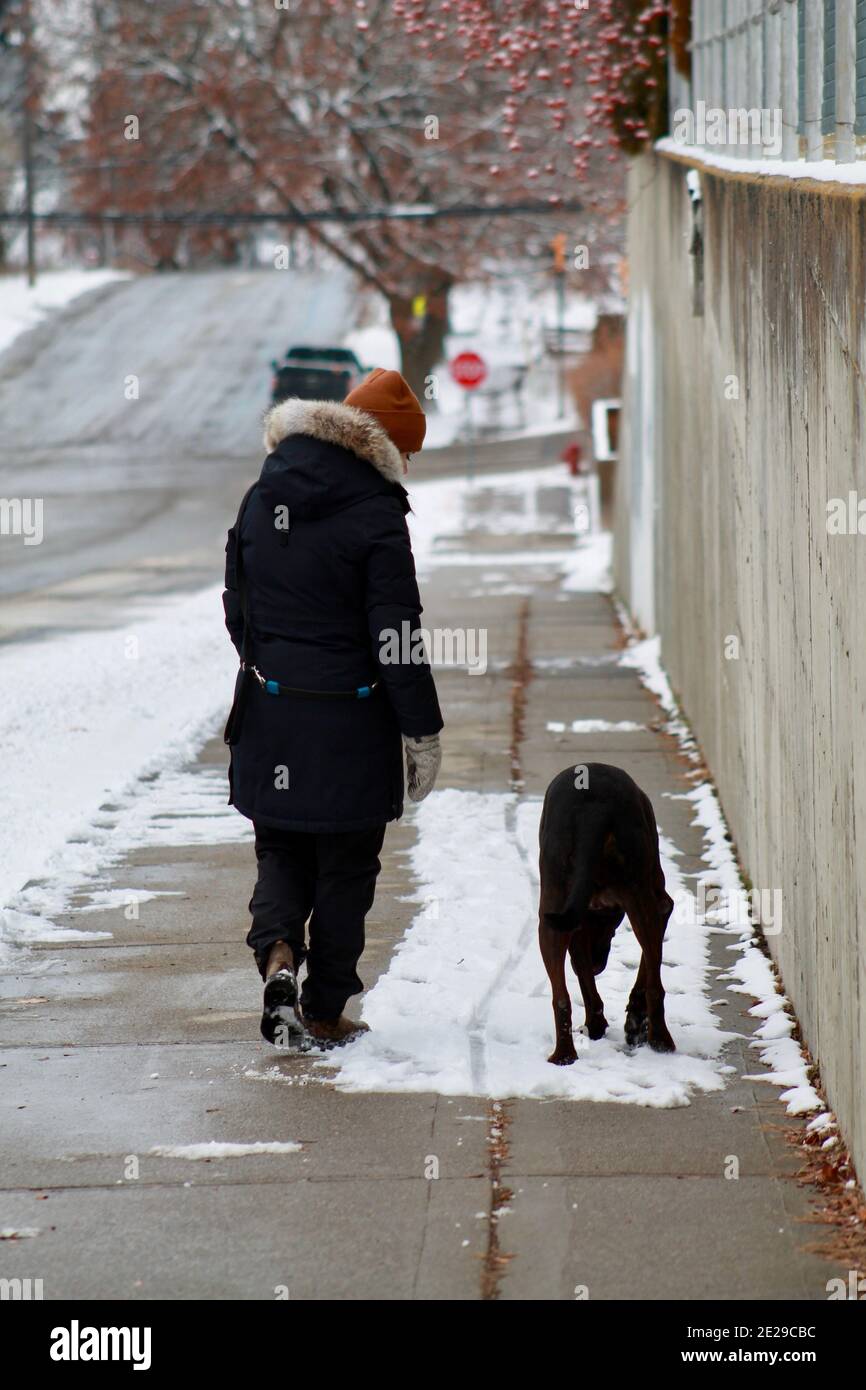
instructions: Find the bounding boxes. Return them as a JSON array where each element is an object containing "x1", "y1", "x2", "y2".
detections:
[{"x1": 657, "y1": 137, "x2": 866, "y2": 186}]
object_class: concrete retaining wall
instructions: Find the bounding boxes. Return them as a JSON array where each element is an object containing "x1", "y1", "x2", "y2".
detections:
[{"x1": 616, "y1": 151, "x2": 866, "y2": 1179}]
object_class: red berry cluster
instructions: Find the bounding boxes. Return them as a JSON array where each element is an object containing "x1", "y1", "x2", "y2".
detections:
[{"x1": 391, "y1": 0, "x2": 672, "y2": 174}]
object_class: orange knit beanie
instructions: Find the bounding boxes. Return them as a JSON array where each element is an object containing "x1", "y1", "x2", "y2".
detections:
[{"x1": 344, "y1": 368, "x2": 427, "y2": 453}]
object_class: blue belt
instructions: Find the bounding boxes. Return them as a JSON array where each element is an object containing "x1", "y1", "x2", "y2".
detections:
[{"x1": 246, "y1": 664, "x2": 378, "y2": 701}]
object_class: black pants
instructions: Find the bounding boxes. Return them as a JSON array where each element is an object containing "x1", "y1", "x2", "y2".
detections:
[{"x1": 247, "y1": 822, "x2": 386, "y2": 1022}]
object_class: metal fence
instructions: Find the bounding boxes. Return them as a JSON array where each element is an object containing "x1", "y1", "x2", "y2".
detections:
[{"x1": 679, "y1": 0, "x2": 866, "y2": 162}]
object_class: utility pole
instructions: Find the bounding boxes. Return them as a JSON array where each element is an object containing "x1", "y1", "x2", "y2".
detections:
[
  {"x1": 21, "y1": 0, "x2": 36, "y2": 285},
  {"x1": 551, "y1": 232, "x2": 567, "y2": 419}
]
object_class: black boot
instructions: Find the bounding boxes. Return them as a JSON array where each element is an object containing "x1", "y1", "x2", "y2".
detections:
[{"x1": 260, "y1": 942, "x2": 304, "y2": 1047}]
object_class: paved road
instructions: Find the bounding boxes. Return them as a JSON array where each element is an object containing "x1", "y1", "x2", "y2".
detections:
[
  {"x1": 0, "y1": 270, "x2": 353, "y2": 637},
  {"x1": 0, "y1": 269, "x2": 572, "y2": 643},
  {"x1": 0, "y1": 461, "x2": 843, "y2": 1301}
]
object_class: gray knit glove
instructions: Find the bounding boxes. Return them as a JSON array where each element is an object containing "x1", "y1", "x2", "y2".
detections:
[{"x1": 403, "y1": 734, "x2": 442, "y2": 803}]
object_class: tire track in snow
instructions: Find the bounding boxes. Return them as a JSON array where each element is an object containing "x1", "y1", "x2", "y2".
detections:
[{"x1": 468, "y1": 598, "x2": 536, "y2": 1094}]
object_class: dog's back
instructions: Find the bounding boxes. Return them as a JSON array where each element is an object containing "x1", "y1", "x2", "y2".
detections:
[
  {"x1": 539, "y1": 762, "x2": 658, "y2": 926},
  {"x1": 538, "y1": 762, "x2": 676, "y2": 1058}
]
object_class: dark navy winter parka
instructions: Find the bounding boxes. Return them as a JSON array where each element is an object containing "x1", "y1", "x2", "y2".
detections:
[{"x1": 222, "y1": 398, "x2": 443, "y2": 832}]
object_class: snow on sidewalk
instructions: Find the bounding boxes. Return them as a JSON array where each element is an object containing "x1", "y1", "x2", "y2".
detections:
[
  {"x1": 332, "y1": 774, "x2": 820, "y2": 1111},
  {"x1": 149, "y1": 1141, "x2": 301, "y2": 1160},
  {"x1": 0, "y1": 585, "x2": 240, "y2": 960},
  {"x1": 0, "y1": 453, "x2": 821, "y2": 1117},
  {"x1": 0, "y1": 463, "x2": 588, "y2": 962},
  {"x1": 330, "y1": 474, "x2": 820, "y2": 1112},
  {"x1": 407, "y1": 462, "x2": 606, "y2": 581},
  {"x1": 329, "y1": 468, "x2": 729, "y2": 1107},
  {"x1": 331, "y1": 789, "x2": 733, "y2": 1107}
]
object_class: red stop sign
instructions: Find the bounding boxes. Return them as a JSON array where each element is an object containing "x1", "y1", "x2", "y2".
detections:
[{"x1": 449, "y1": 351, "x2": 488, "y2": 390}]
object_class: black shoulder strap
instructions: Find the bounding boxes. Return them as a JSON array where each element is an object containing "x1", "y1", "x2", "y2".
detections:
[{"x1": 233, "y1": 482, "x2": 258, "y2": 665}]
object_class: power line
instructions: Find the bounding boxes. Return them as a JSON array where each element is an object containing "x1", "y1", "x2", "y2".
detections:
[{"x1": 0, "y1": 199, "x2": 583, "y2": 227}]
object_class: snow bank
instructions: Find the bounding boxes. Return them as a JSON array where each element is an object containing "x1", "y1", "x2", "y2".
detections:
[
  {"x1": 560, "y1": 530, "x2": 612, "y2": 592},
  {"x1": 0, "y1": 584, "x2": 241, "y2": 960},
  {"x1": 619, "y1": 634, "x2": 692, "y2": 745},
  {"x1": 0, "y1": 269, "x2": 128, "y2": 357},
  {"x1": 621, "y1": 636, "x2": 821, "y2": 1115}
]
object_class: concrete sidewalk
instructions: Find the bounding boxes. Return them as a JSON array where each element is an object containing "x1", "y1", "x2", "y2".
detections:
[{"x1": 0, "y1": 461, "x2": 843, "y2": 1301}]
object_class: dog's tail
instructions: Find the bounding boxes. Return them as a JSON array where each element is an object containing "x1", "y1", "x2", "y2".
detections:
[
  {"x1": 566, "y1": 826, "x2": 624, "y2": 914},
  {"x1": 544, "y1": 806, "x2": 623, "y2": 931}
]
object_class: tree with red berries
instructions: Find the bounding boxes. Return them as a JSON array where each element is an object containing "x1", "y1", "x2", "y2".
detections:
[
  {"x1": 61, "y1": 0, "x2": 644, "y2": 394},
  {"x1": 397, "y1": 1, "x2": 677, "y2": 164}
]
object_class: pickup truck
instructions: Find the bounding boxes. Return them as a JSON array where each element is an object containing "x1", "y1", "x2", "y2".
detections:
[{"x1": 270, "y1": 346, "x2": 368, "y2": 405}]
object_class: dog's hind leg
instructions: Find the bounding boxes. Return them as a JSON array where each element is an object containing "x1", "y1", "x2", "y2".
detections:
[
  {"x1": 568, "y1": 930, "x2": 609, "y2": 1040},
  {"x1": 624, "y1": 891, "x2": 675, "y2": 1052},
  {"x1": 539, "y1": 918, "x2": 577, "y2": 1065}
]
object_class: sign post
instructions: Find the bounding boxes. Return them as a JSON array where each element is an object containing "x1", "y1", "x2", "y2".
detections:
[
  {"x1": 449, "y1": 351, "x2": 488, "y2": 480},
  {"x1": 449, "y1": 351, "x2": 488, "y2": 391},
  {"x1": 551, "y1": 234, "x2": 567, "y2": 419}
]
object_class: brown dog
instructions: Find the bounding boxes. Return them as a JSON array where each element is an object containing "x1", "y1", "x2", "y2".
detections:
[{"x1": 538, "y1": 763, "x2": 675, "y2": 1064}]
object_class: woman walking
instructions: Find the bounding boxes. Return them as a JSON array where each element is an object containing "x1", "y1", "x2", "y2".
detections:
[{"x1": 223, "y1": 369, "x2": 443, "y2": 1047}]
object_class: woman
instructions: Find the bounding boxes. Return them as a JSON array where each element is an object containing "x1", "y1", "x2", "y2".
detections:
[{"x1": 223, "y1": 369, "x2": 443, "y2": 1047}]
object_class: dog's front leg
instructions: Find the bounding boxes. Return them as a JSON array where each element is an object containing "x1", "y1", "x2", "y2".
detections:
[{"x1": 539, "y1": 918, "x2": 577, "y2": 1065}]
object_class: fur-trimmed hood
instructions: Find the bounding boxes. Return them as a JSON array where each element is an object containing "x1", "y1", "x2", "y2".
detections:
[{"x1": 263, "y1": 397, "x2": 404, "y2": 486}]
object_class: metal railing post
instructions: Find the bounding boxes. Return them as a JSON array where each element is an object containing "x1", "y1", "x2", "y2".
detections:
[
  {"x1": 805, "y1": 0, "x2": 826, "y2": 158},
  {"x1": 749, "y1": 0, "x2": 765, "y2": 155},
  {"x1": 767, "y1": 1, "x2": 784, "y2": 158},
  {"x1": 781, "y1": 0, "x2": 800, "y2": 157},
  {"x1": 720, "y1": 0, "x2": 730, "y2": 144},
  {"x1": 835, "y1": 0, "x2": 857, "y2": 159},
  {"x1": 727, "y1": 0, "x2": 741, "y2": 154},
  {"x1": 694, "y1": 0, "x2": 706, "y2": 144}
]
